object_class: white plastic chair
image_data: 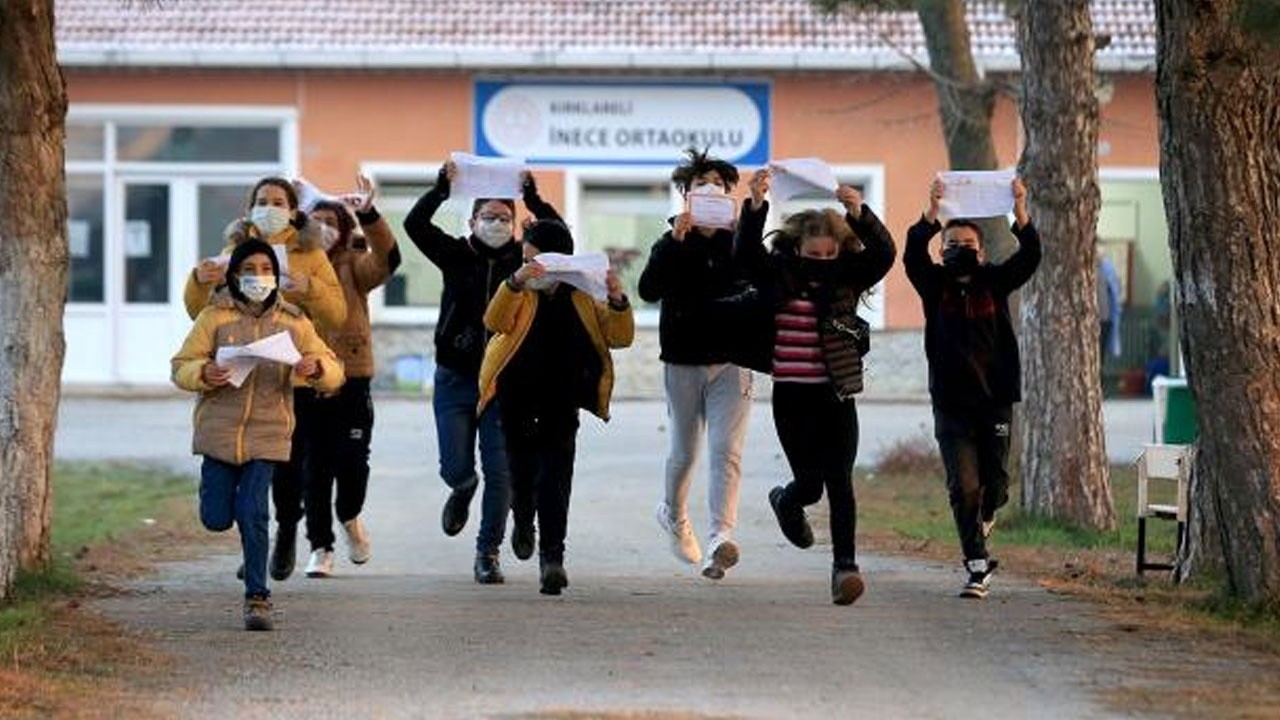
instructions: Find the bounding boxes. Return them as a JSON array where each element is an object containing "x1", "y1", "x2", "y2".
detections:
[{"x1": 1135, "y1": 443, "x2": 1192, "y2": 578}]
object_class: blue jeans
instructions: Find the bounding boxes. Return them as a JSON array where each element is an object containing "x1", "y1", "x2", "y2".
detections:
[
  {"x1": 200, "y1": 457, "x2": 274, "y2": 598},
  {"x1": 433, "y1": 365, "x2": 511, "y2": 554}
]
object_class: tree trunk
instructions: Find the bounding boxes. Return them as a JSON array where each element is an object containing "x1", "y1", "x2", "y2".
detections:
[
  {"x1": 0, "y1": 0, "x2": 68, "y2": 599},
  {"x1": 1014, "y1": 1, "x2": 1115, "y2": 530},
  {"x1": 1155, "y1": 1, "x2": 1280, "y2": 601}
]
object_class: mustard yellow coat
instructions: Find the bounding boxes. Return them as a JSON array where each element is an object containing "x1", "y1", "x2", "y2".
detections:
[
  {"x1": 477, "y1": 282, "x2": 635, "y2": 421},
  {"x1": 183, "y1": 219, "x2": 347, "y2": 333},
  {"x1": 172, "y1": 293, "x2": 344, "y2": 465}
]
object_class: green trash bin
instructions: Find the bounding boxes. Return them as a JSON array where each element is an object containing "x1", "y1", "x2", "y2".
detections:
[{"x1": 1163, "y1": 383, "x2": 1198, "y2": 443}]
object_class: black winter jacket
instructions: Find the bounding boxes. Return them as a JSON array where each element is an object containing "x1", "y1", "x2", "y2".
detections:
[
  {"x1": 903, "y1": 216, "x2": 1042, "y2": 411},
  {"x1": 403, "y1": 174, "x2": 561, "y2": 375},
  {"x1": 637, "y1": 214, "x2": 754, "y2": 366}
]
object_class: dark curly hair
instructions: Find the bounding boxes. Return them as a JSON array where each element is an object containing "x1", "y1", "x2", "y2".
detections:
[{"x1": 670, "y1": 147, "x2": 739, "y2": 195}]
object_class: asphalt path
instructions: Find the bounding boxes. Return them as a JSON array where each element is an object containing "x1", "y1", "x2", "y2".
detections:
[{"x1": 61, "y1": 396, "x2": 1156, "y2": 719}]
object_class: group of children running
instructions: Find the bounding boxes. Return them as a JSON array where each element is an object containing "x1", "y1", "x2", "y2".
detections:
[{"x1": 173, "y1": 148, "x2": 1039, "y2": 631}]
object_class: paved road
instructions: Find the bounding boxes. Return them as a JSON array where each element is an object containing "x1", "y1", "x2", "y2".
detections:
[{"x1": 62, "y1": 396, "x2": 1155, "y2": 719}]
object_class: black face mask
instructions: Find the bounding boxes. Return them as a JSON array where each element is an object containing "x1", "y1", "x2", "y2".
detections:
[
  {"x1": 942, "y1": 246, "x2": 980, "y2": 275},
  {"x1": 796, "y1": 257, "x2": 842, "y2": 286}
]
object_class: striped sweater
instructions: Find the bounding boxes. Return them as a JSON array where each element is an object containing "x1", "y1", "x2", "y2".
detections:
[{"x1": 772, "y1": 298, "x2": 828, "y2": 384}]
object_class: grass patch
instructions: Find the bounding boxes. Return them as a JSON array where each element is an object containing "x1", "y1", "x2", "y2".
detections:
[{"x1": 1, "y1": 461, "x2": 198, "y2": 719}]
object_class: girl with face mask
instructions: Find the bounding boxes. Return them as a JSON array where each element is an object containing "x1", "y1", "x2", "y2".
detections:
[
  {"x1": 734, "y1": 170, "x2": 898, "y2": 606},
  {"x1": 183, "y1": 176, "x2": 349, "y2": 582},
  {"x1": 402, "y1": 159, "x2": 563, "y2": 585},
  {"x1": 171, "y1": 238, "x2": 344, "y2": 631},
  {"x1": 296, "y1": 183, "x2": 401, "y2": 579}
]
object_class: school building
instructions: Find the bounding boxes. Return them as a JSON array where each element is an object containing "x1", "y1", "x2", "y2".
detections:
[{"x1": 54, "y1": 0, "x2": 1168, "y2": 397}]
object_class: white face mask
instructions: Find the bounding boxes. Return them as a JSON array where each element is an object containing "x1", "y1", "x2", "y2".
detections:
[
  {"x1": 318, "y1": 223, "x2": 341, "y2": 251},
  {"x1": 689, "y1": 182, "x2": 727, "y2": 196},
  {"x1": 238, "y1": 274, "x2": 277, "y2": 303},
  {"x1": 474, "y1": 218, "x2": 514, "y2": 248},
  {"x1": 250, "y1": 205, "x2": 292, "y2": 237}
]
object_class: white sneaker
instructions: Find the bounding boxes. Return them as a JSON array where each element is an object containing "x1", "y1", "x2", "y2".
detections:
[
  {"x1": 655, "y1": 502, "x2": 702, "y2": 565},
  {"x1": 701, "y1": 535, "x2": 740, "y2": 580},
  {"x1": 343, "y1": 517, "x2": 372, "y2": 564},
  {"x1": 305, "y1": 548, "x2": 334, "y2": 578}
]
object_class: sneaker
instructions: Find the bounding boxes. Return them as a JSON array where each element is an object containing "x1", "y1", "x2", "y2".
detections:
[
  {"x1": 270, "y1": 524, "x2": 297, "y2": 581},
  {"x1": 701, "y1": 536, "x2": 740, "y2": 581},
  {"x1": 655, "y1": 502, "x2": 702, "y2": 565},
  {"x1": 831, "y1": 566, "x2": 865, "y2": 606},
  {"x1": 960, "y1": 558, "x2": 999, "y2": 599},
  {"x1": 235, "y1": 563, "x2": 245, "y2": 580},
  {"x1": 342, "y1": 517, "x2": 372, "y2": 564},
  {"x1": 243, "y1": 595, "x2": 274, "y2": 631},
  {"x1": 474, "y1": 553, "x2": 505, "y2": 585},
  {"x1": 511, "y1": 522, "x2": 536, "y2": 561},
  {"x1": 305, "y1": 548, "x2": 334, "y2": 578},
  {"x1": 768, "y1": 486, "x2": 814, "y2": 549},
  {"x1": 441, "y1": 484, "x2": 476, "y2": 537},
  {"x1": 539, "y1": 555, "x2": 568, "y2": 596}
]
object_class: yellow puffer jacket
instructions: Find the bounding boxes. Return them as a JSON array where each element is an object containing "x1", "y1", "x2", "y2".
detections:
[
  {"x1": 171, "y1": 293, "x2": 345, "y2": 465},
  {"x1": 183, "y1": 218, "x2": 347, "y2": 333},
  {"x1": 478, "y1": 282, "x2": 635, "y2": 421}
]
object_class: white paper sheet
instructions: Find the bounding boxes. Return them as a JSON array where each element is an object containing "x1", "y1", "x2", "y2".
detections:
[
  {"x1": 214, "y1": 331, "x2": 303, "y2": 388},
  {"x1": 68, "y1": 220, "x2": 91, "y2": 259},
  {"x1": 767, "y1": 158, "x2": 839, "y2": 201},
  {"x1": 294, "y1": 176, "x2": 368, "y2": 216},
  {"x1": 450, "y1": 151, "x2": 524, "y2": 199},
  {"x1": 534, "y1": 251, "x2": 611, "y2": 301},
  {"x1": 688, "y1": 192, "x2": 737, "y2": 230},
  {"x1": 936, "y1": 169, "x2": 1017, "y2": 219}
]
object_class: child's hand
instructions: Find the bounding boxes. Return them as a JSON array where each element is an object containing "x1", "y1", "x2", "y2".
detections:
[
  {"x1": 202, "y1": 362, "x2": 232, "y2": 387},
  {"x1": 195, "y1": 259, "x2": 226, "y2": 285},
  {"x1": 672, "y1": 212, "x2": 693, "y2": 242},
  {"x1": 295, "y1": 356, "x2": 321, "y2": 379},
  {"x1": 748, "y1": 169, "x2": 771, "y2": 209},
  {"x1": 606, "y1": 270, "x2": 626, "y2": 303},
  {"x1": 512, "y1": 260, "x2": 546, "y2": 287},
  {"x1": 837, "y1": 185, "x2": 864, "y2": 215},
  {"x1": 926, "y1": 178, "x2": 944, "y2": 223},
  {"x1": 287, "y1": 270, "x2": 309, "y2": 295}
]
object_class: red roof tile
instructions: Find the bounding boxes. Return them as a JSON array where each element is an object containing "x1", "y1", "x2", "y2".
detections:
[{"x1": 55, "y1": 0, "x2": 1156, "y2": 70}]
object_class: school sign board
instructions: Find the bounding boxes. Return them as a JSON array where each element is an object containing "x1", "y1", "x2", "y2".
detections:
[{"x1": 474, "y1": 80, "x2": 770, "y2": 166}]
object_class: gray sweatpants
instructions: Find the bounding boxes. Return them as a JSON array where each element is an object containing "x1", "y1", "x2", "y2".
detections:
[{"x1": 662, "y1": 363, "x2": 754, "y2": 540}]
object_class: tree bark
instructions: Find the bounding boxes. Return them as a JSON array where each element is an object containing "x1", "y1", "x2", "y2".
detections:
[
  {"x1": 1155, "y1": 1, "x2": 1280, "y2": 601},
  {"x1": 0, "y1": 0, "x2": 68, "y2": 599},
  {"x1": 1014, "y1": 1, "x2": 1115, "y2": 530}
]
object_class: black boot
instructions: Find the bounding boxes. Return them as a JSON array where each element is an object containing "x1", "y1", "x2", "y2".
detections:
[
  {"x1": 474, "y1": 553, "x2": 505, "y2": 585},
  {"x1": 270, "y1": 524, "x2": 297, "y2": 581},
  {"x1": 511, "y1": 522, "x2": 536, "y2": 561},
  {"x1": 539, "y1": 555, "x2": 568, "y2": 596},
  {"x1": 769, "y1": 486, "x2": 814, "y2": 549},
  {"x1": 441, "y1": 481, "x2": 477, "y2": 537}
]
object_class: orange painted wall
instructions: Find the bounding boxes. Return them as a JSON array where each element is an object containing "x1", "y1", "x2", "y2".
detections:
[{"x1": 65, "y1": 68, "x2": 1159, "y2": 329}]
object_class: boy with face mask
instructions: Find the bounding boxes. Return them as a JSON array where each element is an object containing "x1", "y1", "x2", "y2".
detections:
[
  {"x1": 403, "y1": 161, "x2": 562, "y2": 584},
  {"x1": 478, "y1": 219, "x2": 634, "y2": 595},
  {"x1": 903, "y1": 176, "x2": 1040, "y2": 599},
  {"x1": 171, "y1": 239, "x2": 344, "y2": 630},
  {"x1": 638, "y1": 147, "x2": 756, "y2": 580}
]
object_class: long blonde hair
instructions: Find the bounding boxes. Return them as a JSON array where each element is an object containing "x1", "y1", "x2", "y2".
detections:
[{"x1": 768, "y1": 208, "x2": 863, "y2": 257}]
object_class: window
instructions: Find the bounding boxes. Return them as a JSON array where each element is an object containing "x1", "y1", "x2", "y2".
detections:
[
  {"x1": 67, "y1": 175, "x2": 105, "y2": 303},
  {"x1": 124, "y1": 184, "x2": 170, "y2": 304},
  {"x1": 66, "y1": 123, "x2": 104, "y2": 161},
  {"x1": 197, "y1": 184, "x2": 252, "y2": 259},
  {"x1": 116, "y1": 125, "x2": 280, "y2": 163},
  {"x1": 379, "y1": 180, "x2": 468, "y2": 309},
  {"x1": 571, "y1": 173, "x2": 677, "y2": 310}
]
